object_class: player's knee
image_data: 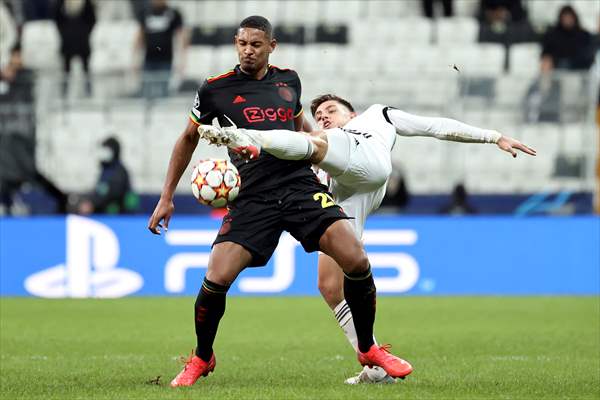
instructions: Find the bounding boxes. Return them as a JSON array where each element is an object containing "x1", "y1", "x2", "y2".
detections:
[
  {"x1": 341, "y1": 248, "x2": 370, "y2": 275},
  {"x1": 309, "y1": 137, "x2": 328, "y2": 164},
  {"x1": 318, "y1": 276, "x2": 343, "y2": 307}
]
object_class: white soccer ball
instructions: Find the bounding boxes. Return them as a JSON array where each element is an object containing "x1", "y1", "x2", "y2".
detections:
[{"x1": 191, "y1": 159, "x2": 241, "y2": 207}]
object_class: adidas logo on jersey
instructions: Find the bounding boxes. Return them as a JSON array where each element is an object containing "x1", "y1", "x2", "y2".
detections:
[{"x1": 233, "y1": 95, "x2": 247, "y2": 104}]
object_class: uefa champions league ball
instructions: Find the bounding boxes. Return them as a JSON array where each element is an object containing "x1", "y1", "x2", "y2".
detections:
[{"x1": 191, "y1": 159, "x2": 240, "y2": 208}]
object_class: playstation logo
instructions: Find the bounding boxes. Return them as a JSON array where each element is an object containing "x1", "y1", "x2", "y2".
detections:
[{"x1": 24, "y1": 216, "x2": 143, "y2": 298}]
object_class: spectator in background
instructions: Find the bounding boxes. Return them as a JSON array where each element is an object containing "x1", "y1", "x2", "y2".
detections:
[
  {"x1": 439, "y1": 184, "x2": 477, "y2": 215},
  {"x1": 541, "y1": 5, "x2": 595, "y2": 71},
  {"x1": 0, "y1": 1, "x2": 17, "y2": 69},
  {"x1": 0, "y1": 45, "x2": 68, "y2": 214},
  {"x1": 422, "y1": 0, "x2": 453, "y2": 19},
  {"x1": 52, "y1": 0, "x2": 96, "y2": 97},
  {"x1": 78, "y1": 137, "x2": 138, "y2": 215},
  {"x1": 478, "y1": 0, "x2": 535, "y2": 45},
  {"x1": 380, "y1": 163, "x2": 410, "y2": 212},
  {"x1": 523, "y1": 55, "x2": 561, "y2": 123},
  {"x1": 134, "y1": 0, "x2": 188, "y2": 98},
  {"x1": 478, "y1": 0, "x2": 526, "y2": 26}
]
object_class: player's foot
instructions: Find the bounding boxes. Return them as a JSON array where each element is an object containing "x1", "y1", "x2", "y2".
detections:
[
  {"x1": 170, "y1": 351, "x2": 216, "y2": 387},
  {"x1": 197, "y1": 124, "x2": 227, "y2": 146},
  {"x1": 357, "y1": 344, "x2": 413, "y2": 379},
  {"x1": 344, "y1": 366, "x2": 397, "y2": 384},
  {"x1": 220, "y1": 127, "x2": 261, "y2": 160}
]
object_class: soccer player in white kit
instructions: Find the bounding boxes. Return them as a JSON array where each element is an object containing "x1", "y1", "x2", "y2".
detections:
[{"x1": 198, "y1": 94, "x2": 536, "y2": 384}]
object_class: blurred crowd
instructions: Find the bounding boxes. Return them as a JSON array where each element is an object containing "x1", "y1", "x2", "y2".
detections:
[{"x1": 0, "y1": 0, "x2": 599, "y2": 215}]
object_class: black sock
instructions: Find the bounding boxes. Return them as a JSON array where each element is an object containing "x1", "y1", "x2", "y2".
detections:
[
  {"x1": 194, "y1": 278, "x2": 230, "y2": 362},
  {"x1": 343, "y1": 266, "x2": 376, "y2": 353}
]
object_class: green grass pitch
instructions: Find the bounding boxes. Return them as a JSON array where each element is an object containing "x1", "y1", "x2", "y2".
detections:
[{"x1": 1, "y1": 297, "x2": 598, "y2": 399}]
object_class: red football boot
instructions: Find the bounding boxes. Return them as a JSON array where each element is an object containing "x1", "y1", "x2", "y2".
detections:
[
  {"x1": 357, "y1": 344, "x2": 413, "y2": 379},
  {"x1": 170, "y1": 351, "x2": 216, "y2": 387}
]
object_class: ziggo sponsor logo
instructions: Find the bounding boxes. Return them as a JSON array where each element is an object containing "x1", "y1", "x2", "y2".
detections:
[{"x1": 243, "y1": 107, "x2": 294, "y2": 123}]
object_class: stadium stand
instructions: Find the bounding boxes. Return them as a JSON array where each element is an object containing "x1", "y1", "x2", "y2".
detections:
[{"x1": 2, "y1": 0, "x2": 598, "y2": 210}]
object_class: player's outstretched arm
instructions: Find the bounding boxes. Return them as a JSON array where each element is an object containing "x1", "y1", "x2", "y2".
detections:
[
  {"x1": 148, "y1": 120, "x2": 200, "y2": 235},
  {"x1": 385, "y1": 107, "x2": 536, "y2": 157},
  {"x1": 495, "y1": 135, "x2": 536, "y2": 158}
]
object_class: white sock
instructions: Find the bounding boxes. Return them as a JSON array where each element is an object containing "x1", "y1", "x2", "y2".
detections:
[
  {"x1": 319, "y1": 128, "x2": 351, "y2": 176},
  {"x1": 245, "y1": 129, "x2": 314, "y2": 160},
  {"x1": 333, "y1": 299, "x2": 359, "y2": 352},
  {"x1": 335, "y1": 300, "x2": 389, "y2": 379}
]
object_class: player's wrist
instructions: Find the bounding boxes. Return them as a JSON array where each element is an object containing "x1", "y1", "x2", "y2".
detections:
[
  {"x1": 160, "y1": 192, "x2": 175, "y2": 202},
  {"x1": 487, "y1": 130, "x2": 502, "y2": 144}
]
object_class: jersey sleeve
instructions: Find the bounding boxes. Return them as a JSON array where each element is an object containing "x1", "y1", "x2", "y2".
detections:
[
  {"x1": 189, "y1": 81, "x2": 214, "y2": 125},
  {"x1": 292, "y1": 73, "x2": 303, "y2": 118},
  {"x1": 381, "y1": 105, "x2": 501, "y2": 143}
]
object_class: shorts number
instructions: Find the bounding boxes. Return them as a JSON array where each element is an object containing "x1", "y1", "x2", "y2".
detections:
[{"x1": 313, "y1": 193, "x2": 335, "y2": 208}]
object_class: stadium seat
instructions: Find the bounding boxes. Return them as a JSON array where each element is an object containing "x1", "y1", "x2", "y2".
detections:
[
  {"x1": 435, "y1": 17, "x2": 479, "y2": 45},
  {"x1": 199, "y1": 0, "x2": 240, "y2": 25},
  {"x1": 571, "y1": 0, "x2": 600, "y2": 32},
  {"x1": 494, "y1": 74, "x2": 529, "y2": 109},
  {"x1": 320, "y1": 0, "x2": 365, "y2": 23},
  {"x1": 315, "y1": 24, "x2": 349, "y2": 44},
  {"x1": 561, "y1": 123, "x2": 587, "y2": 155},
  {"x1": 90, "y1": 21, "x2": 139, "y2": 73},
  {"x1": 95, "y1": 0, "x2": 133, "y2": 21},
  {"x1": 508, "y1": 43, "x2": 541, "y2": 77},
  {"x1": 182, "y1": 46, "x2": 215, "y2": 81},
  {"x1": 279, "y1": 0, "x2": 321, "y2": 24},
  {"x1": 273, "y1": 25, "x2": 306, "y2": 44},
  {"x1": 351, "y1": 17, "x2": 433, "y2": 48},
  {"x1": 270, "y1": 45, "x2": 301, "y2": 71},
  {"x1": 440, "y1": 44, "x2": 505, "y2": 76},
  {"x1": 239, "y1": 0, "x2": 280, "y2": 25},
  {"x1": 453, "y1": 0, "x2": 479, "y2": 17},
  {"x1": 365, "y1": 0, "x2": 406, "y2": 18},
  {"x1": 211, "y1": 47, "x2": 239, "y2": 75},
  {"x1": 297, "y1": 45, "x2": 348, "y2": 75},
  {"x1": 21, "y1": 21, "x2": 61, "y2": 70},
  {"x1": 190, "y1": 25, "x2": 237, "y2": 46}
]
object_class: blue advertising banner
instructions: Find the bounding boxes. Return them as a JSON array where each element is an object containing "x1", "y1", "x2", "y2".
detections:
[{"x1": 1, "y1": 215, "x2": 598, "y2": 297}]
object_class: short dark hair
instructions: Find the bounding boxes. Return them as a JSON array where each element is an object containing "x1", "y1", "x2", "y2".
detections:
[
  {"x1": 239, "y1": 16, "x2": 273, "y2": 38},
  {"x1": 310, "y1": 94, "x2": 355, "y2": 117}
]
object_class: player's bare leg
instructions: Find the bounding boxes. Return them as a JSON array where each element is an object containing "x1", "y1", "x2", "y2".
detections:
[
  {"x1": 318, "y1": 252, "x2": 397, "y2": 384},
  {"x1": 318, "y1": 220, "x2": 412, "y2": 379},
  {"x1": 198, "y1": 124, "x2": 329, "y2": 164},
  {"x1": 171, "y1": 242, "x2": 251, "y2": 387}
]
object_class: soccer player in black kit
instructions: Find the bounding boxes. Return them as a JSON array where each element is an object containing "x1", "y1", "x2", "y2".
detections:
[{"x1": 148, "y1": 16, "x2": 412, "y2": 387}]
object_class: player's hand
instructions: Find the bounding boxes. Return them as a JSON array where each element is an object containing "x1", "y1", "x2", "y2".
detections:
[
  {"x1": 496, "y1": 136, "x2": 537, "y2": 158},
  {"x1": 148, "y1": 197, "x2": 174, "y2": 235}
]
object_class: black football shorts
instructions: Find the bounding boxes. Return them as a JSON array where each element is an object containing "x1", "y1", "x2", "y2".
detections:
[{"x1": 213, "y1": 177, "x2": 349, "y2": 267}]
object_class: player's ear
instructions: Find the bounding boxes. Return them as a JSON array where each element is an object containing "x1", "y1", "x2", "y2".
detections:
[
  {"x1": 350, "y1": 111, "x2": 357, "y2": 118},
  {"x1": 233, "y1": 35, "x2": 238, "y2": 46},
  {"x1": 269, "y1": 38, "x2": 277, "y2": 53}
]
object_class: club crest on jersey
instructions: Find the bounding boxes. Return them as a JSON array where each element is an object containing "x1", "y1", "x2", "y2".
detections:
[{"x1": 278, "y1": 87, "x2": 294, "y2": 102}]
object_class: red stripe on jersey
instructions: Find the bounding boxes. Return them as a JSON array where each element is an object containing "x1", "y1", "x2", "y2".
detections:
[
  {"x1": 269, "y1": 64, "x2": 291, "y2": 72},
  {"x1": 207, "y1": 70, "x2": 235, "y2": 83}
]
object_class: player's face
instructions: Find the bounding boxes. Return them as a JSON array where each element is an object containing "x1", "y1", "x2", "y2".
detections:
[
  {"x1": 235, "y1": 28, "x2": 276, "y2": 74},
  {"x1": 314, "y1": 100, "x2": 356, "y2": 129}
]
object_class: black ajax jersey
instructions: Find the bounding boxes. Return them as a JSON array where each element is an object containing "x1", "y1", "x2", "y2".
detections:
[{"x1": 189, "y1": 65, "x2": 315, "y2": 195}]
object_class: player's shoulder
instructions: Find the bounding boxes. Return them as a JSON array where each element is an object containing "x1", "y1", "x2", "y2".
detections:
[
  {"x1": 205, "y1": 69, "x2": 237, "y2": 85},
  {"x1": 365, "y1": 104, "x2": 388, "y2": 113},
  {"x1": 268, "y1": 64, "x2": 300, "y2": 80},
  {"x1": 268, "y1": 64, "x2": 297, "y2": 74},
  {"x1": 362, "y1": 104, "x2": 390, "y2": 119}
]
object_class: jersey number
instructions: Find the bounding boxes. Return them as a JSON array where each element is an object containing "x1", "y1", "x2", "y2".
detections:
[{"x1": 313, "y1": 193, "x2": 335, "y2": 208}]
